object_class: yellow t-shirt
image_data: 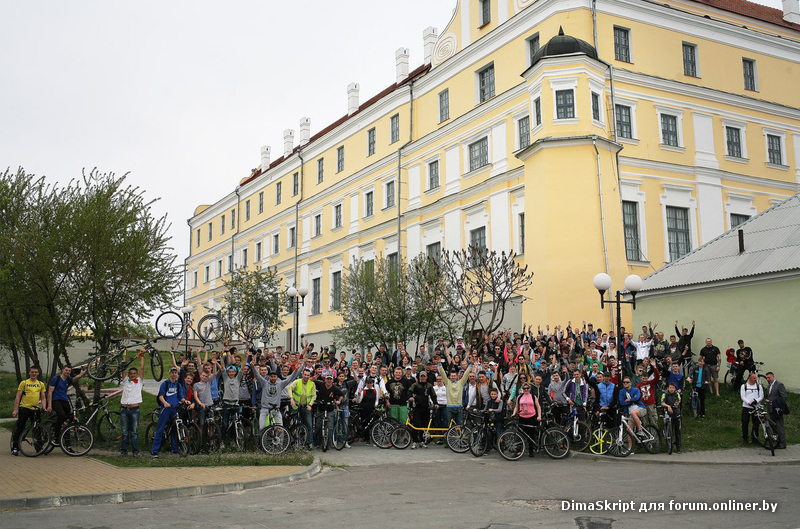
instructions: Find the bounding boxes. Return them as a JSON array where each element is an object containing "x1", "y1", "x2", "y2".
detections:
[{"x1": 17, "y1": 379, "x2": 46, "y2": 410}]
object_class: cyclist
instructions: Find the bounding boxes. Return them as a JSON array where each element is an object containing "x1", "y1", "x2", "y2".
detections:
[
  {"x1": 151, "y1": 366, "x2": 186, "y2": 457},
  {"x1": 666, "y1": 361, "x2": 685, "y2": 393},
  {"x1": 221, "y1": 364, "x2": 244, "y2": 431},
  {"x1": 252, "y1": 364, "x2": 301, "y2": 429},
  {"x1": 740, "y1": 372, "x2": 764, "y2": 444},
  {"x1": 11, "y1": 365, "x2": 47, "y2": 456},
  {"x1": 106, "y1": 355, "x2": 145, "y2": 456},
  {"x1": 386, "y1": 367, "x2": 412, "y2": 426},
  {"x1": 483, "y1": 386, "x2": 504, "y2": 453},
  {"x1": 192, "y1": 369, "x2": 215, "y2": 426},
  {"x1": 595, "y1": 371, "x2": 615, "y2": 426},
  {"x1": 512, "y1": 383, "x2": 541, "y2": 457},
  {"x1": 660, "y1": 381, "x2": 682, "y2": 452},
  {"x1": 355, "y1": 376, "x2": 384, "y2": 443},
  {"x1": 335, "y1": 371, "x2": 357, "y2": 448},
  {"x1": 618, "y1": 377, "x2": 645, "y2": 436},
  {"x1": 699, "y1": 338, "x2": 722, "y2": 397},
  {"x1": 564, "y1": 370, "x2": 589, "y2": 421},
  {"x1": 47, "y1": 363, "x2": 87, "y2": 446},
  {"x1": 287, "y1": 368, "x2": 317, "y2": 448},
  {"x1": 733, "y1": 340, "x2": 755, "y2": 391},
  {"x1": 636, "y1": 366, "x2": 660, "y2": 430},
  {"x1": 407, "y1": 371, "x2": 438, "y2": 449},
  {"x1": 315, "y1": 374, "x2": 343, "y2": 449},
  {"x1": 437, "y1": 364, "x2": 472, "y2": 426},
  {"x1": 686, "y1": 357, "x2": 711, "y2": 418},
  {"x1": 547, "y1": 371, "x2": 568, "y2": 425}
]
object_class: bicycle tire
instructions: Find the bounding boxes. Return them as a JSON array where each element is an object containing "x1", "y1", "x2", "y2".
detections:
[
  {"x1": 333, "y1": 416, "x2": 347, "y2": 450},
  {"x1": 97, "y1": 411, "x2": 122, "y2": 446},
  {"x1": 292, "y1": 423, "x2": 309, "y2": 449},
  {"x1": 445, "y1": 424, "x2": 471, "y2": 453},
  {"x1": 322, "y1": 420, "x2": 329, "y2": 452},
  {"x1": 60, "y1": 424, "x2": 94, "y2": 457},
  {"x1": 155, "y1": 311, "x2": 185, "y2": 339},
  {"x1": 233, "y1": 421, "x2": 246, "y2": 451},
  {"x1": 204, "y1": 422, "x2": 221, "y2": 453},
  {"x1": 176, "y1": 423, "x2": 190, "y2": 456},
  {"x1": 469, "y1": 428, "x2": 488, "y2": 457},
  {"x1": 197, "y1": 314, "x2": 227, "y2": 343},
  {"x1": 724, "y1": 370, "x2": 734, "y2": 389},
  {"x1": 567, "y1": 420, "x2": 591, "y2": 452},
  {"x1": 542, "y1": 427, "x2": 571, "y2": 459},
  {"x1": 589, "y1": 427, "x2": 611, "y2": 455},
  {"x1": 260, "y1": 425, "x2": 291, "y2": 455},
  {"x1": 187, "y1": 423, "x2": 202, "y2": 455},
  {"x1": 497, "y1": 429, "x2": 526, "y2": 461},
  {"x1": 608, "y1": 428, "x2": 632, "y2": 457},
  {"x1": 150, "y1": 350, "x2": 164, "y2": 382},
  {"x1": 370, "y1": 420, "x2": 393, "y2": 449},
  {"x1": 664, "y1": 419, "x2": 673, "y2": 455},
  {"x1": 390, "y1": 425, "x2": 412, "y2": 449},
  {"x1": 41, "y1": 416, "x2": 59, "y2": 455},
  {"x1": 691, "y1": 394, "x2": 699, "y2": 419},
  {"x1": 151, "y1": 407, "x2": 161, "y2": 423},
  {"x1": 146, "y1": 421, "x2": 159, "y2": 451},
  {"x1": 240, "y1": 313, "x2": 267, "y2": 341},
  {"x1": 18, "y1": 423, "x2": 52, "y2": 457},
  {"x1": 86, "y1": 354, "x2": 120, "y2": 382},
  {"x1": 642, "y1": 425, "x2": 662, "y2": 454}
]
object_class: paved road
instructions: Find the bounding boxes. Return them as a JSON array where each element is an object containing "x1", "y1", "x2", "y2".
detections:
[{"x1": 3, "y1": 453, "x2": 798, "y2": 529}]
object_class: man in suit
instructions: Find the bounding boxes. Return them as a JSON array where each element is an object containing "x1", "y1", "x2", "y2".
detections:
[{"x1": 765, "y1": 372, "x2": 788, "y2": 449}]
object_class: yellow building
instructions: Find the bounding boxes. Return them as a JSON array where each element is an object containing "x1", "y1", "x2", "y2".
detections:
[{"x1": 186, "y1": 0, "x2": 800, "y2": 349}]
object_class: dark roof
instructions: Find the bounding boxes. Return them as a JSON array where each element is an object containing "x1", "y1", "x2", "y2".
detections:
[
  {"x1": 239, "y1": 63, "x2": 430, "y2": 188},
  {"x1": 530, "y1": 27, "x2": 598, "y2": 67},
  {"x1": 688, "y1": 0, "x2": 800, "y2": 31}
]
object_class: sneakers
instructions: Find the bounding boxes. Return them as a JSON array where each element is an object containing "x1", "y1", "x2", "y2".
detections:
[
  {"x1": 411, "y1": 443, "x2": 417, "y2": 449},
  {"x1": 345, "y1": 443, "x2": 351, "y2": 449},
  {"x1": 420, "y1": 442, "x2": 428, "y2": 449},
  {"x1": 436, "y1": 439, "x2": 443, "y2": 445},
  {"x1": 151, "y1": 452, "x2": 159, "y2": 458},
  {"x1": 11, "y1": 449, "x2": 19, "y2": 456}
]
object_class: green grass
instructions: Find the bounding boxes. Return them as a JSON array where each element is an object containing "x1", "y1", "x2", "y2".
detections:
[
  {"x1": 92, "y1": 451, "x2": 313, "y2": 468},
  {"x1": 0, "y1": 371, "x2": 19, "y2": 418},
  {"x1": 678, "y1": 383, "x2": 800, "y2": 451}
]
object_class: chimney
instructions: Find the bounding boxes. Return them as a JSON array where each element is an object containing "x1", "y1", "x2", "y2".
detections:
[
  {"x1": 347, "y1": 83, "x2": 360, "y2": 115},
  {"x1": 260, "y1": 145, "x2": 271, "y2": 169},
  {"x1": 299, "y1": 117, "x2": 311, "y2": 146},
  {"x1": 738, "y1": 229, "x2": 745, "y2": 254},
  {"x1": 395, "y1": 47, "x2": 409, "y2": 84},
  {"x1": 423, "y1": 27, "x2": 438, "y2": 64},
  {"x1": 783, "y1": 0, "x2": 800, "y2": 23},
  {"x1": 283, "y1": 129, "x2": 294, "y2": 157}
]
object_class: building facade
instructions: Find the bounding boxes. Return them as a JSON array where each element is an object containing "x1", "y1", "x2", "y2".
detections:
[{"x1": 186, "y1": 0, "x2": 800, "y2": 350}]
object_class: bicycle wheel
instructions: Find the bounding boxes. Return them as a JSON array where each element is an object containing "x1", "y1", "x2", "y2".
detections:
[
  {"x1": 60, "y1": 424, "x2": 94, "y2": 457},
  {"x1": 240, "y1": 313, "x2": 267, "y2": 341},
  {"x1": 497, "y1": 429, "x2": 526, "y2": 461},
  {"x1": 86, "y1": 354, "x2": 121, "y2": 382},
  {"x1": 18, "y1": 423, "x2": 52, "y2": 457},
  {"x1": 390, "y1": 425, "x2": 412, "y2": 449},
  {"x1": 370, "y1": 420, "x2": 394, "y2": 449},
  {"x1": 145, "y1": 421, "x2": 159, "y2": 451},
  {"x1": 691, "y1": 395, "x2": 699, "y2": 419},
  {"x1": 197, "y1": 314, "x2": 227, "y2": 343},
  {"x1": 204, "y1": 422, "x2": 221, "y2": 453},
  {"x1": 589, "y1": 427, "x2": 611, "y2": 455},
  {"x1": 292, "y1": 424, "x2": 309, "y2": 449},
  {"x1": 469, "y1": 428, "x2": 488, "y2": 457},
  {"x1": 155, "y1": 311, "x2": 185, "y2": 339},
  {"x1": 333, "y1": 416, "x2": 347, "y2": 450},
  {"x1": 322, "y1": 421, "x2": 330, "y2": 453},
  {"x1": 445, "y1": 424, "x2": 471, "y2": 453},
  {"x1": 97, "y1": 411, "x2": 122, "y2": 446},
  {"x1": 233, "y1": 421, "x2": 246, "y2": 451},
  {"x1": 260, "y1": 425, "x2": 291, "y2": 455},
  {"x1": 664, "y1": 419, "x2": 673, "y2": 455},
  {"x1": 567, "y1": 420, "x2": 591, "y2": 452},
  {"x1": 187, "y1": 423, "x2": 202, "y2": 455},
  {"x1": 176, "y1": 423, "x2": 190, "y2": 456},
  {"x1": 150, "y1": 351, "x2": 164, "y2": 382},
  {"x1": 608, "y1": 428, "x2": 632, "y2": 457},
  {"x1": 754, "y1": 419, "x2": 776, "y2": 456},
  {"x1": 542, "y1": 428, "x2": 571, "y2": 459},
  {"x1": 41, "y1": 417, "x2": 58, "y2": 455},
  {"x1": 642, "y1": 425, "x2": 662, "y2": 454},
  {"x1": 151, "y1": 407, "x2": 161, "y2": 424}
]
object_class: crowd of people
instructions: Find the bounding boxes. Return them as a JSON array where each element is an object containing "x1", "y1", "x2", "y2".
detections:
[{"x1": 9, "y1": 319, "x2": 791, "y2": 457}]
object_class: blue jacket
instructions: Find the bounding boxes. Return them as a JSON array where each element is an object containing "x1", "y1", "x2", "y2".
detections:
[
  {"x1": 619, "y1": 387, "x2": 643, "y2": 411},
  {"x1": 158, "y1": 379, "x2": 184, "y2": 408},
  {"x1": 598, "y1": 381, "x2": 615, "y2": 408}
]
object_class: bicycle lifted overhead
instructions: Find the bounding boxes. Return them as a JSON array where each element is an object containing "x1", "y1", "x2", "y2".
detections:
[{"x1": 86, "y1": 339, "x2": 164, "y2": 382}]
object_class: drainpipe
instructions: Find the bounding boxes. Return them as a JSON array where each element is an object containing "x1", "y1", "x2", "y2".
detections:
[
  {"x1": 294, "y1": 149, "x2": 304, "y2": 282},
  {"x1": 396, "y1": 80, "x2": 415, "y2": 262},
  {"x1": 231, "y1": 187, "x2": 240, "y2": 326},
  {"x1": 593, "y1": 137, "x2": 615, "y2": 328}
]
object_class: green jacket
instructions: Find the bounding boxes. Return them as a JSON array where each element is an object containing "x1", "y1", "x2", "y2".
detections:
[{"x1": 437, "y1": 365, "x2": 472, "y2": 406}]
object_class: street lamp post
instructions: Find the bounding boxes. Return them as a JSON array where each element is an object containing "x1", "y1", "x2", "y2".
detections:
[{"x1": 286, "y1": 285, "x2": 308, "y2": 354}]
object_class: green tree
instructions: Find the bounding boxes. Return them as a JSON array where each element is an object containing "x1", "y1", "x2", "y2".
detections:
[{"x1": 222, "y1": 266, "x2": 284, "y2": 343}]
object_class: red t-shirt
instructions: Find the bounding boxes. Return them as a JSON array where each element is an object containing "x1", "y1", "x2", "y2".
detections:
[{"x1": 636, "y1": 369, "x2": 659, "y2": 406}]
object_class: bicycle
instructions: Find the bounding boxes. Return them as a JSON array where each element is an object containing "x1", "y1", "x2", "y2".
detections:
[
  {"x1": 659, "y1": 407, "x2": 678, "y2": 455},
  {"x1": 466, "y1": 409, "x2": 491, "y2": 457},
  {"x1": 86, "y1": 339, "x2": 164, "y2": 382},
  {"x1": 561, "y1": 404, "x2": 591, "y2": 452},
  {"x1": 608, "y1": 411, "x2": 661, "y2": 457},
  {"x1": 43, "y1": 401, "x2": 95, "y2": 457},
  {"x1": 689, "y1": 384, "x2": 701, "y2": 419},
  {"x1": 347, "y1": 406, "x2": 393, "y2": 448},
  {"x1": 332, "y1": 408, "x2": 348, "y2": 451},
  {"x1": 750, "y1": 403, "x2": 777, "y2": 456},
  {"x1": 588, "y1": 411, "x2": 613, "y2": 455},
  {"x1": 14, "y1": 408, "x2": 52, "y2": 457},
  {"x1": 284, "y1": 407, "x2": 309, "y2": 449},
  {"x1": 155, "y1": 306, "x2": 227, "y2": 344},
  {"x1": 146, "y1": 403, "x2": 191, "y2": 456},
  {"x1": 389, "y1": 405, "x2": 450, "y2": 450},
  {"x1": 75, "y1": 395, "x2": 123, "y2": 449},
  {"x1": 497, "y1": 416, "x2": 571, "y2": 461},
  {"x1": 198, "y1": 405, "x2": 222, "y2": 453},
  {"x1": 317, "y1": 404, "x2": 338, "y2": 452},
  {"x1": 259, "y1": 404, "x2": 291, "y2": 455}
]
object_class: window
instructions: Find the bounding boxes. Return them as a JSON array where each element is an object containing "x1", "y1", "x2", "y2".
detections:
[
  {"x1": 726, "y1": 127, "x2": 743, "y2": 158},
  {"x1": 439, "y1": 90, "x2": 450, "y2": 122},
  {"x1": 622, "y1": 201, "x2": 641, "y2": 261},
  {"x1": 591, "y1": 92, "x2": 600, "y2": 121},
  {"x1": 428, "y1": 160, "x2": 440, "y2": 190},
  {"x1": 731, "y1": 213, "x2": 749, "y2": 228},
  {"x1": 479, "y1": 0, "x2": 491, "y2": 26},
  {"x1": 245, "y1": 200, "x2": 250, "y2": 221},
  {"x1": 221, "y1": 215, "x2": 225, "y2": 235},
  {"x1": 469, "y1": 227, "x2": 487, "y2": 265},
  {"x1": 331, "y1": 271, "x2": 341, "y2": 310},
  {"x1": 534, "y1": 97, "x2": 541, "y2": 126},
  {"x1": 255, "y1": 242, "x2": 262, "y2": 262},
  {"x1": 468, "y1": 137, "x2": 489, "y2": 172},
  {"x1": 661, "y1": 114, "x2": 679, "y2": 147},
  {"x1": 385, "y1": 181, "x2": 395, "y2": 208},
  {"x1": 555, "y1": 90, "x2": 575, "y2": 119},
  {"x1": 317, "y1": 158, "x2": 324, "y2": 184},
  {"x1": 275, "y1": 183, "x2": 281, "y2": 205},
  {"x1": 365, "y1": 191, "x2": 374, "y2": 217},
  {"x1": 289, "y1": 226, "x2": 296, "y2": 248},
  {"x1": 242, "y1": 248, "x2": 248, "y2": 268},
  {"x1": 387, "y1": 252, "x2": 399, "y2": 275},
  {"x1": 683, "y1": 43, "x2": 697, "y2": 77},
  {"x1": 314, "y1": 214, "x2": 322, "y2": 237},
  {"x1": 616, "y1": 105, "x2": 632, "y2": 139},
  {"x1": 204, "y1": 266, "x2": 209, "y2": 283},
  {"x1": 337, "y1": 146, "x2": 344, "y2": 173},
  {"x1": 519, "y1": 213, "x2": 525, "y2": 254},
  {"x1": 518, "y1": 116, "x2": 530, "y2": 149},
  {"x1": 528, "y1": 34, "x2": 540, "y2": 63},
  {"x1": 767, "y1": 134, "x2": 783, "y2": 165},
  {"x1": 743, "y1": 59, "x2": 756, "y2": 91},
  {"x1": 192, "y1": 270, "x2": 198, "y2": 288},
  {"x1": 231, "y1": 209, "x2": 235, "y2": 230},
  {"x1": 195, "y1": 229, "x2": 200, "y2": 247},
  {"x1": 228, "y1": 254, "x2": 233, "y2": 272},
  {"x1": 273, "y1": 233, "x2": 280, "y2": 255},
  {"x1": 478, "y1": 64, "x2": 495, "y2": 103},
  {"x1": 666, "y1": 206, "x2": 691, "y2": 261},
  {"x1": 311, "y1": 278, "x2": 321, "y2": 315},
  {"x1": 367, "y1": 127, "x2": 376, "y2": 156},
  {"x1": 426, "y1": 242, "x2": 441, "y2": 264},
  {"x1": 364, "y1": 260, "x2": 375, "y2": 294},
  {"x1": 292, "y1": 172, "x2": 299, "y2": 196},
  {"x1": 334, "y1": 204, "x2": 342, "y2": 229},
  {"x1": 207, "y1": 223, "x2": 212, "y2": 241},
  {"x1": 390, "y1": 114, "x2": 400, "y2": 143},
  {"x1": 614, "y1": 27, "x2": 631, "y2": 62},
  {"x1": 217, "y1": 259, "x2": 222, "y2": 278},
  {"x1": 259, "y1": 191, "x2": 264, "y2": 213}
]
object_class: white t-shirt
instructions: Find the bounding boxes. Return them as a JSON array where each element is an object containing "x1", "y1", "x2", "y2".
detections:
[{"x1": 120, "y1": 376, "x2": 144, "y2": 405}]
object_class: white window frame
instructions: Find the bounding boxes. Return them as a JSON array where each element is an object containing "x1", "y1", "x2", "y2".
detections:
[
  {"x1": 259, "y1": 191, "x2": 264, "y2": 213},
  {"x1": 511, "y1": 190, "x2": 525, "y2": 255},
  {"x1": 549, "y1": 77, "x2": 578, "y2": 125},
  {"x1": 724, "y1": 193, "x2": 757, "y2": 231},
  {"x1": 463, "y1": 202, "x2": 490, "y2": 254},
  {"x1": 241, "y1": 247, "x2": 248, "y2": 268},
  {"x1": 682, "y1": 42, "x2": 699, "y2": 78},
  {"x1": 721, "y1": 118, "x2": 748, "y2": 162},
  {"x1": 272, "y1": 233, "x2": 280, "y2": 256},
  {"x1": 216, "y1": 259, "x2": 222, "y2": 278},
  {"x1": 287, "y1": 224, "x2": 296, "y2": 249},
  {"x1": 336, "y1": 146, "x2": 345, "y2": 173},
  {"x1": 383, "y1": 177, "x2": 396, "y2": 210},
  {"x1": 438, "y1": 89, "x2": 450, "y2": 123},
  {"x1": 255, "y1": 241, "x2": 262, "y2": 262},
  {"x1": 475, "y1": 62, "x2": 495, "y2": 105},
  {"x1": 363, "y1": 187, "x2": 375, "y2": 218},
  {"x1": 621, "y1": 179, "x2": 649, "y2": 263},
  {"x1": 589, "y1": 79, "x2": 605, "y2": 128},
  {"x1": 367, "y1": 127, "x2": 376, "y2": 157},
  {"x1": 204, "y1": 266, "x2": 210, "y2": 283},
  {"x1": 313, "y1": 212, "x2": 323, "y2": 238},
  {"x1": 529, "y1": 85, "x2": 543, "y2": 135},
  {"x1": 659, "y1": 184, "x2": 698, "y2": 263},
  {"x1": 192, "y1": 270, "x2": 198, "y2": 288},
  {"x1": 525, "y1": 33, "x2": 540, "y2": 68},
  {"x1": 614, "y1": 97, "x2": 639, "y2": 144},
  {"x1": 329, "y1": 258, "x2": 343, "y2": 311},
  {"x1": 763, "y1": 128, "x2": 787, "y2": 169},
  {"x1": 275, "y1": 183, "x2": 281, "y2": 205},
  {"x1": 655, "y1": 105, "x2": 685, "y2": 152},
  {"x1": 513, "y1": 110, "x2": 531, "y2": 151},
  {"x1": 332, "y1": 201, "x2": 343, "y2": 230},
  {"x1": 613, "y1": 25, "x2": 633, "y2": 63},
  {"x1": 425, "y1": 154, "x2": 441, "y2": 192},
  {"x1": 743, "y1": 58, "x2": 758, "y2": 91}
]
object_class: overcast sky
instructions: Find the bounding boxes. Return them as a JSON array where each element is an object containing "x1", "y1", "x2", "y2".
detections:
[{"x1": 0, "y1": 0, "x2": 785, "y2": 288}]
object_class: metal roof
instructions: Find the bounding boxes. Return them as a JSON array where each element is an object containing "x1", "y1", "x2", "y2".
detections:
[{"x1": 639, "y1": 194, "x2": 800, "y2": 292}]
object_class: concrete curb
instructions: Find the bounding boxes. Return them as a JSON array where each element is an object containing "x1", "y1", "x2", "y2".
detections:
[
  {"x1": 571, "y1": 450, "x2": 800, "y2": 466},
  {"x1": 0, "y1": 458, "x2": 321, "y2": 511}
]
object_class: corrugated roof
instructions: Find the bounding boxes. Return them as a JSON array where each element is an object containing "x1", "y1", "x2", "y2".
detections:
[
  {"x1": 688, "y1": 0, "x2": 800, "y2": 31},
  {"x1": 639, "y1": 194, "x2": 800, "y2": 292}
]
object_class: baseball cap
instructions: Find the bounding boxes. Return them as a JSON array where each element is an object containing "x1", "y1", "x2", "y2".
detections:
[
  {"x1": 324, "y1": 374, "x2": 333, "y2": 379},
  {"x1": 418, "y1": 371, "x2": 428, "y2": 377},
  {"x1": 169, "y1": 366, "x2": 179, "y2": 373}
]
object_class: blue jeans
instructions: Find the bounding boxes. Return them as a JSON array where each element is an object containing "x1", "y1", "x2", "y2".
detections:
[
  {"x1": 152, "y1": 406, "x2": 178, "y2": 454},
  {"x1": 445, "y1": 405, "x2": 463, "y2": 427},
  {"x1": 299, "y1": 406, "x2": 314, "y2": 446},
  {"x1": 120, "y1": 407, "x2": 140, "y2": 454}
]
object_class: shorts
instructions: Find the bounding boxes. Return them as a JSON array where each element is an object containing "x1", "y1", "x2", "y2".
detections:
[
  {"x1": 629, "y1": 404, "x2": 643, "y2": 416},
  {"x1": 708, "y1": 366, "x2": 719, "y2": 380}
]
